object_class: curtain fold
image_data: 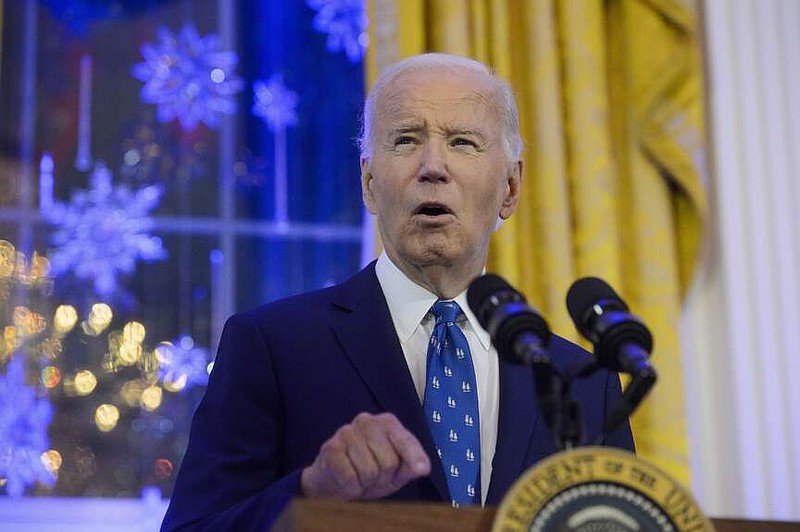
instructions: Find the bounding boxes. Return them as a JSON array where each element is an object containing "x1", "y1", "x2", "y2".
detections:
[{"x1": 366, "y1": 0, "x2": 707, "y2": 485}]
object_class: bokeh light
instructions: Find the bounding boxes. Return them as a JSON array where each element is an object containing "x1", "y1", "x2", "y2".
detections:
[
  {"x1": 40, "y1": 449, "x2": 63, "y2": 476},
  {"x1": 41, "y1": 365, "x2": 62, "y2": 388},
  {"x1": 74, "y1": 370, "x2": 98, "y2": 396},
  {"x1": 28, "y1": 252, "x2": 51, "y2": 282},
  {"x1": 0, "y1": 241, "x2": 52, "y2": 285},
  {"x1": 107, "y1": 321, "x2": 148, "y2": 367},
  {"x1": 179, "y1": 335, "x2": 193, "y2": 350},
  {"x1": 154, "y1": 342, "x2": 173, "y2": 366},
  {"x1": 141, "y1": 385, "x2": 162, "y2": 411},
  {"x1": 84, "y1": 303, "x2": 113, "y2": 336},
  {"x1": 53, "y1": 305, "x2": 78, "y2": 335},
  {"x1": 153, "y1": 458, "x2": 173, "y2": 480},
  {"x1": 155, "y1": 336, "x2": 210, "y2": 394},
  {"x1": 0, "y1": 240, "x2": 14, "y2": 277},
  {"x1": 118, "y1": 340, "x2": 142, "y2": 366},
  {"x1": 13, "y1": 306, "x2": 46, "y2": 336},
  {"x1": 162, "y1": 372, "x2": 187, "y2": 393},
  {"x1": 0, "y1": 326, "x2": 17, "y2": 360},
  {"x1": 95, "y1": 404, "x2": 120, "y2": 432},
  {"x1": 123, "y1": 321, "x2": 146, "y2": 344}
]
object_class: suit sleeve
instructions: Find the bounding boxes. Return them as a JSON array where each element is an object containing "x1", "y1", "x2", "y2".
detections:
[
  {"x1": 161, "y1": 313, "x2": 299, "y2": 531},
  {"x1": 600, "y1": 370, "x2": 636, "y2": 452}
]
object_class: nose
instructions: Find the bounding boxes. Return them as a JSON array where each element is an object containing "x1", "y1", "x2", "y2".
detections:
[{"x1": 418, "y1": 139, "x2": 449, "y2": 183}]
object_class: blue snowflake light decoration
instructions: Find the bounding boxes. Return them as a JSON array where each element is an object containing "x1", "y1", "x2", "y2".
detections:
[
  {"x1": 0, "y1": 356, "x2": 55, "y2": 497},
  {"x1": 44, "y1": 163, "x2": 166, "y2": 297},
  {"x1": 132, "y1": 23, "x2": 244, "y2": 130},
  {"x1": 306, "y1": 0, "x2": 368, "y2": 63},
  {"x1": 252, "y1": 75, "x2": 299, "y2": 132},
  {"x1": 156, "y1": 335, "x2": 211, "y2": 393}
]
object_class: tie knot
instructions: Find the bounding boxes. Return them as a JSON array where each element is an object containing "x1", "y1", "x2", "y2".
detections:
[{"x1": 431, "y1": 300, "x2": 462, "y2": 324}]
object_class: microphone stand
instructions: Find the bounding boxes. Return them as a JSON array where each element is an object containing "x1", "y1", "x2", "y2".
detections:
[
  {"x1": 597, "y1": 367, "x2": 656, "y2": 442},
  {"x1": 534, "y1": 365, "x2": 583, "y2": 451},
  {"x1": 558, "y1": 387, "x2": 583, "y2": 450},
  {"x1": 550, "y1": 359, "x2": 656, "y2": 448}
]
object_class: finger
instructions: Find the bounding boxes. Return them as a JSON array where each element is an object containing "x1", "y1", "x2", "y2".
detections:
[
  {"x1": 342, "y1": 422, "x2": 382, "y2": 490},
  {"x1": 357, "y1": 414, "x2": 429, "y2": 499},
  {"x1": 312, "y1": 433, "x2": 362, "y2": 499},
  {"x1": 358, "y1": 417, "x2": 402, "y2": 488},
  {"x1": 385, "y1": 419, "x2": 431, "y2": 481}
]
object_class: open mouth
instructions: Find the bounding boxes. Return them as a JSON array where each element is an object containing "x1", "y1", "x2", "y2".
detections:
[{"x1": 414, "y1": 203, "x2": 453, "y2": 217}]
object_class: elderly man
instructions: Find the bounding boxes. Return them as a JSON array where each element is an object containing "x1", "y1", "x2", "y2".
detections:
[{"x1": 162, "y1": 53, "x2": 633, "y2": 531}]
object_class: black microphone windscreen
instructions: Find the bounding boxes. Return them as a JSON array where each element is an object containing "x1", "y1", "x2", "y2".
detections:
[
  {"x1": 466, "y1": 273, "x2": 512, "y2": 328},
  {"x1": 468, "y1": 273, "x2": 551, "y2": 365},
  {"x1": 566, "y1": 277, "x2": 626, "y2": 327}
]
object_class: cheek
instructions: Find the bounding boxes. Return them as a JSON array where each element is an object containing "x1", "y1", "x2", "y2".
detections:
[
  {"x1": 472, "y1": 181, "x2": 506, "y2": 216},
  {"x1": 371, "y1": 180, "x2": 400, "y2": 209},
  {"x1": 370, "y1": 182, "x2": 407, "y2": 227}
]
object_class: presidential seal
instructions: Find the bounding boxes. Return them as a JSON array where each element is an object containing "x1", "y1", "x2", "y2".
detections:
[{"x1": 492, "y1": 447, "x2": 714, "y2": 532}]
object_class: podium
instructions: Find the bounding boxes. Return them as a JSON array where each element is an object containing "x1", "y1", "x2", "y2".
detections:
[{"x1": 273, "y1": 499, "x2": 800, "y2": 532}]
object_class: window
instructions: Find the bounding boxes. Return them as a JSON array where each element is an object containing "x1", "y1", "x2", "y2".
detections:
[{"x1": 0, "y1": 0, "x2": 366, "y2": 500}]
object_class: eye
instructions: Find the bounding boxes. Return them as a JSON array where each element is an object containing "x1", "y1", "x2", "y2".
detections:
[
  {"x1": 451, "y1": 137, "x2": 478, "y2": 148},
  {"x1": 394, "y1": 135, "x2": 416, "y2": 146}
]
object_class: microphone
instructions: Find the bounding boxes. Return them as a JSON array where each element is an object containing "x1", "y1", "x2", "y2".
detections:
[
  {"x1": 467, "y1": 274, "x2": 561, "y2": 433},
  {"x1": 566, "y1": 277, "x2": 657, "y2": 435},
  {"x1": 565, "y1": 277, "x2": 654, "y2": 376},
  {"x1": 467, "y1": 274, "x2": 551, "y2": 366}
]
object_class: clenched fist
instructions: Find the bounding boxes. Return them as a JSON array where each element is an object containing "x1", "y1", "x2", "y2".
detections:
[{"x1": 300, "y1": 412, "x2": 431, "y2": 499}]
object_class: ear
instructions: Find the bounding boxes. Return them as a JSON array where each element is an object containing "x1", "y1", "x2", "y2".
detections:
[
  {"x1": 499, "y1": 160, "x2": 522, "y2": 220},
  {"x1": 360, "y1": 158, "x2": 378, "y2": 214}
]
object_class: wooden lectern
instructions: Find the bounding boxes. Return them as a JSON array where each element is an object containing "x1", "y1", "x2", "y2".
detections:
[
  {"x1": 273, "y1": 499, "x2": 800, "y2": 532},
  {"x1": 273, "y1": 499, "x2": 493, "y2": 532}
]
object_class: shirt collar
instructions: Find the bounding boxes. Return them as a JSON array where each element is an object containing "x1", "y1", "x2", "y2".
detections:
[{"x1": 375, "y1": 252, "x2": 492, "y2": 350}]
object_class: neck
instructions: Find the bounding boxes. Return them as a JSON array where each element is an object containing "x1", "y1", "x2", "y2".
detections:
[{"x1": 385, "y1": 251, "x2": 484, "y2": 300}]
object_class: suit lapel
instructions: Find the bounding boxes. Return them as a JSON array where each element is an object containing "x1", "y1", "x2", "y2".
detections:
[
  {"x1": 486, "y1": 359, "x2": 541, "y2": 504},
  {"x1": 330, "y1": 264, "x2": 450, "y2": 501}
]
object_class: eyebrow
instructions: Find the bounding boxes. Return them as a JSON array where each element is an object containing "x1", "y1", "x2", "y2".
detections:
[
  {"x1": 444, "y1": 126, "x2": 485, "y2": 137},
  {"x1": 388, "y1": 122, "x2": 426, "y2": 135},
  {"x1": 387, "y1": 122, "x2": 487, "y2": 138}
]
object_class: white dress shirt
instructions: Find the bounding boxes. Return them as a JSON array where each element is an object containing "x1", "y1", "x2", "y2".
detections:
[{"x1": 375, "y1": 252, "x2": 499, "y2": 504}]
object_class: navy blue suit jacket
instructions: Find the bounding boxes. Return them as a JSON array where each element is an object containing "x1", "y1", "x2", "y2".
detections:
[{"x1": 162, "y1": 263, "x2": 634, "y2": 531}]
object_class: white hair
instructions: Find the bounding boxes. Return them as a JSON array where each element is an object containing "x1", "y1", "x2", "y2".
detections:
[{"x1": 357, "y1": 53, "x2": 522, "y2": 162}]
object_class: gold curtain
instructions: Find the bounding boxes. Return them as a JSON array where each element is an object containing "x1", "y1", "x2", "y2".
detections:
[{"x1": 366, "y1": 0, "x2": 707, "y2": 485}]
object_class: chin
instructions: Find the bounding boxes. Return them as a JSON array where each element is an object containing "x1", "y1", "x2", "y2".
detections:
[{"x1": 406, "y1": 241, "x2": 465, "y2": 268}]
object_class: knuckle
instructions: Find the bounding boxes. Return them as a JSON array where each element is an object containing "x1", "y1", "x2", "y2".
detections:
[
  {"x1": 375, "y1": 412, "x2": 400, "y2": 426},
  {"x1": 320, "y1": 437, "x2": 343, "y2": 456},
  {"x1": 335, "y1": 424, "x2": 357, "y2": 445},
  {"x1": 353, "y1": 412, "x2": 374, "y2": 425},
  {"x1": 392, "y1": 430, "x2": 417, "y2": 450}
]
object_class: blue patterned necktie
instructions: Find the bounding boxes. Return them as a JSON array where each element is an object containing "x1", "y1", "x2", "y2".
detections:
[{"x1": 423, "y1": 300, "x2": 481, "y2": 506}]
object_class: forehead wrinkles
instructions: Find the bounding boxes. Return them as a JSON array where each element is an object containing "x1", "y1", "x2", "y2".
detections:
[{"x1": 376, "y1": 89, "x2": 500, "y2": 133}]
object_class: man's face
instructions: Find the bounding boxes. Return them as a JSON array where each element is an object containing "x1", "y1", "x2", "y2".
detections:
[{"x1": 361, "y1": 68, "x2": 521, "y2": 275}]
